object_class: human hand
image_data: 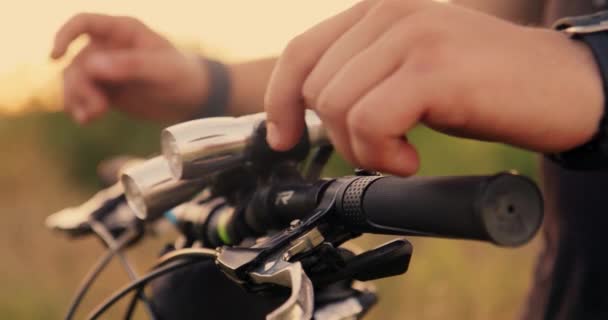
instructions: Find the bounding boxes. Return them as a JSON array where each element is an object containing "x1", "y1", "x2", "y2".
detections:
[
  {"x1": 265, "y1": 0, "x2": 603, "y2": 175},
  {"x1": 52, "y1": 13, "x2": 209, "y2": 124}
]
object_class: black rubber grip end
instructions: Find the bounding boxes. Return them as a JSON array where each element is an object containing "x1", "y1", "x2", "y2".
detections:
[{"x1": 335, "y1": 173, "x2": 543, "y2": 247}]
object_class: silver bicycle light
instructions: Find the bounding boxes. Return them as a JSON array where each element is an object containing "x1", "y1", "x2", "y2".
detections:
[
  {"x1": 120, "y1": 156, "x2": 206, "y2": 221},
  {"x1": 161, "y1": 111, "x2": 328, "y2": 180}
]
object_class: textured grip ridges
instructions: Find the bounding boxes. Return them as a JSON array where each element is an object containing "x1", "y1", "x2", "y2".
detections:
[{"x1": 341, "y1": 176, "x2": 381, "y2": 227}]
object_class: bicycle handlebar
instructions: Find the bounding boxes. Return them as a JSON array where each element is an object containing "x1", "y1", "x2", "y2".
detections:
[
  {"x1": 217, "y1": 172, "x2": 543, "y2": 248},
  {"x1": 331, "y1": 173, "x2": 543, "y2": 246}
]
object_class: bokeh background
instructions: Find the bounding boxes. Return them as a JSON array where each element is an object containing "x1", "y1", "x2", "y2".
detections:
[{"x1": 0, "y1": 1, "x2": 541, "y2": 319}]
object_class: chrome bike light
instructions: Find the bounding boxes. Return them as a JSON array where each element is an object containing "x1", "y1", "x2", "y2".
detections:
[
  {"x1": 161, "y1": 116, "x2": 257, "y2": 180},
  {"x1": 161, "y1": 117, "x2": 235, "y2": 179},
  {"x1": 120, "y1": 156, "x2": 205, "y2": 221},
  {"x1": 161, "y1": 111, "x2": 328, "y2": 180}
]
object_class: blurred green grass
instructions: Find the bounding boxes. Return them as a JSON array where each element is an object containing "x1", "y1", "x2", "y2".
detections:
[{"x1": 0, "y1": 112, "x2": 541, "y2": 319}]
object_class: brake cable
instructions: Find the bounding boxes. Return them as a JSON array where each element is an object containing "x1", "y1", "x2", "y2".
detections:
[
  {"x1": 123, "y1": 247, "x2": 220, "y2": 319},
  {"x1": 87, "y1": 248, "x2": 218, "y2": 320},
  {"x1": 64, "y1": 227, "x2": 139, "y2": 320},
  {"x1": 88, "y1": 220, "x2": 158, "y2": 320}
]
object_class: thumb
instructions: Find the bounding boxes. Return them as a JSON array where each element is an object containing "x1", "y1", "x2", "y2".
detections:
[{"x1": 83, "y1": 50, "x2": 163, "y2": 82}]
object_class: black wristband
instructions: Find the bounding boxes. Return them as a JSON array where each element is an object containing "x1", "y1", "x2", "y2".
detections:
[{"x1": 196, "y1": 58, "x2": 231, "y2": 119}]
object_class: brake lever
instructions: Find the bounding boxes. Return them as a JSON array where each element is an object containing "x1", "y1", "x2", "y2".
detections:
[
  {"x1": 216, "y1": 226, "x2": 390, "y2": 320},
  {"x1": 217, "y1": 226, "x2": 326, "y2": 320},
  {"x1": 45, "y1": 183, "x2": 128, "y2": 237},
  {"x1": 313, "y1": 280, "x2": 377, "y2": 320},
  {"x1": 310, "y1": 239, "x2": 413, "y2": 286},
  {"x1": 213, "y1": 174, "x2": 372, "y2": 320},
  {"x1": 250, "y1": 259, "x2": 314, "y2": 320}
]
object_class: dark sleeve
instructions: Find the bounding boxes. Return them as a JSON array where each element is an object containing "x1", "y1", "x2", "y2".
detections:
[{"x1": 522, "y1": 158, "x2": 608, "y2": 320}]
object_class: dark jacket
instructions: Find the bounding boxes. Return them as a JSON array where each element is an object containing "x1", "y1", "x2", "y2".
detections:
[{"x1": 520, "y1": 3, "x2": 608, "y2": 319}]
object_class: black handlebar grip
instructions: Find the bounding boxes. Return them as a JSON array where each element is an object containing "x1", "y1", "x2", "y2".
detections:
[{"x1": 334, "y1": 173, "x2": 543, "y2": 247}]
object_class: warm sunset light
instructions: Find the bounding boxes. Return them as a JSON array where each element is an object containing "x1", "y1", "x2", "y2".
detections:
[
  {"x1": 0, "y1": 0, "x2": 363, "y2": 114},
  {"x1": 1, "y1": 2, "x2": 549, "y2": 320}
]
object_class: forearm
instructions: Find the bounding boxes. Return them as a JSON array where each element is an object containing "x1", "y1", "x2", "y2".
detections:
[
  {"x1": 226, "y1": 58, "x2": 277, "y2": 116},
  {"x1": 453, "y1": 0, "x2": 546, "y2": 24}
]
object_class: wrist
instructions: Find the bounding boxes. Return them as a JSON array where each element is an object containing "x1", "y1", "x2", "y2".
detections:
[
  {"x1": 538, "y1": 10, "x2": 608, "y2": 170},
  {"x1": 534, "y1": 28, "x2": 604, "y2": 151},
  {"x1": 559, "y1": 31, "x2": 604, "y2": 150}
]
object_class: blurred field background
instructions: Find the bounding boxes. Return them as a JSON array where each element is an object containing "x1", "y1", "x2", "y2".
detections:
[{"x1": 0, "y1": 1, "x2": 542, "y2": 319}]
